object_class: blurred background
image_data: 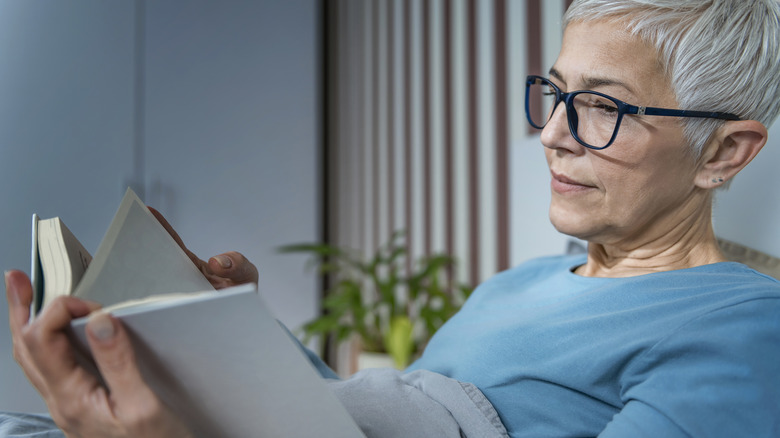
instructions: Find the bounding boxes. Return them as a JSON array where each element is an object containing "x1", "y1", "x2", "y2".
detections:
[{"x1": 2, "y1": 0, "x2": 777, "y2": 413}]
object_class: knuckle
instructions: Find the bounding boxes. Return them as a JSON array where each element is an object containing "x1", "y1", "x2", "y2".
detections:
[
  {"x1": 20, "y1": 325, "x2": 43, "y2": 349},
  {"x1": 98, "y1": 347, "x2": 132, "y2": 375},
  {"x1": 48, "y1": 400, "x2": 83, "y2": 431},
  {"x1": 123, "y1": 397, "x2": 164, "y2": 428},
  {"x1": 58, "y1": 402, "x2": 79, "y2": 421},
  {"x1": 48, "y1": 295, "x2": 68, "y2": 310}
]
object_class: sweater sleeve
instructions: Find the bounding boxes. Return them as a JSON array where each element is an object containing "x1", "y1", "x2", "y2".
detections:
[
  {"x1": 599, "y1": 297, "x2": 780, "y2": 437},
  {"x1": 278, "y1": 321, "x2": 341, "y2": 380}
]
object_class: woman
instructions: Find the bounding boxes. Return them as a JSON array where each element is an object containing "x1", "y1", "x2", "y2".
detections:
[{"x1": 4, "y1": 0, "x2": 780, "y2": 436}]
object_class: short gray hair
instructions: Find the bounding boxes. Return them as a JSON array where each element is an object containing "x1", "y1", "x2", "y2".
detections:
[{"x1": 563, "y1": 0, "x2": 780, "y2": 158}]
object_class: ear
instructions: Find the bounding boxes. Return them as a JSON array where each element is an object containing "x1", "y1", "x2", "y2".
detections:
[{"x1": 694, "y1": 120, "x2": 768, "y2": 189}]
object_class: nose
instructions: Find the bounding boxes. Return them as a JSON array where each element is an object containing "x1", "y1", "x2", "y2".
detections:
[{"x1": 540, "y1": 101, "x2": 584, "y2": 154}]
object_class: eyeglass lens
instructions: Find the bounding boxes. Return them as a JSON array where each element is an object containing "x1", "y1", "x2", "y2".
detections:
[{"x1": 526, "y1": 78, "x2": 620, "y2": 149}]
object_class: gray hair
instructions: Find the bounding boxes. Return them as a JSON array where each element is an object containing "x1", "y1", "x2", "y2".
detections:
[{"x1": 563, "y1": 0, "x2": 780, "y2": 158}]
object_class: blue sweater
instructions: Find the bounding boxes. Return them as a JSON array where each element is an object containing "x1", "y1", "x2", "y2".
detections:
[
  {"x1": 408, "y1": 255, "x2": 780, "y2": 437},
  {"x1": 2, "y1": 255, "x2": 778, "y2": 437}
]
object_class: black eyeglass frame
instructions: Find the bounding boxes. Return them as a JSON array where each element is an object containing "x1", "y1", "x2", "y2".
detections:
[{"x1": 524, "y1": 75, "x2": 742, "y2": 150}]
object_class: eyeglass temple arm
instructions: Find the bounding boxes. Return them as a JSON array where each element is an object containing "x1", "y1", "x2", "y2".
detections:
[{"x1": 626, "y1": 105, "x2": 741, "y2": 121}]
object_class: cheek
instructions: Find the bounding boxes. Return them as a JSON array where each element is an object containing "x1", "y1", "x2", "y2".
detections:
[
  {"x1": 596, "y1": 127, "x2": 695, "y2": 189},
  {"x1": 595, "y1": 151, "x2": 697, "y2": 221}
]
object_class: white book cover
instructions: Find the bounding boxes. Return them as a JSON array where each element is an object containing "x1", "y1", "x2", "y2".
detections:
[{"x1": 70, "y1": 285, "x2": 364, "y2": 438}]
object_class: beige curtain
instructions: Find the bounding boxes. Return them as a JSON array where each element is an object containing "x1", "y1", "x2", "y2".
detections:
[{"x1": 323, "y1": 0, "x2": 570, "y2": 372}]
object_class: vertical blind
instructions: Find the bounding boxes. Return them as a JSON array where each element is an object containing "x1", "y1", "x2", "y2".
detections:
[{"x1": 324, "y1": 0, "x2": 570, "y2": 288}]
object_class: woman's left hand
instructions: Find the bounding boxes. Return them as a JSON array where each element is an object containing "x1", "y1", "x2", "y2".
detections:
[{"x1": 6, "y1": 270, "x2": 192, "y2": 438}]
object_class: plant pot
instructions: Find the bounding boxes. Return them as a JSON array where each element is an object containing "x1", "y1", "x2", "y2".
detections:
[{"x1": 356, "y1": 351, "x2": 397, "y2": 370}]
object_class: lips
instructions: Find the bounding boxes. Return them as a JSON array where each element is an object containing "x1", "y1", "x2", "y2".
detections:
[{"x1": 549, "y1": 170, "x2": 596, "y2": 194}]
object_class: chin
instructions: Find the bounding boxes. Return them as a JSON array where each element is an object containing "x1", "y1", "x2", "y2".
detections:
[
  {"x1": 550, "y1": 215, "x2": 586, "y2": 240},
  {"x1": 549, "y1": 208, "x2": 598, "y2": 242}
]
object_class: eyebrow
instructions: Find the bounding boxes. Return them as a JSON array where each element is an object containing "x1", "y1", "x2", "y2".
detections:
[
  {"x1": 548, "y1": 67, "x2": 638, "y2": 96},
  {"x1": 548, "y1": 68, "x2": 566, "y2": 85}
]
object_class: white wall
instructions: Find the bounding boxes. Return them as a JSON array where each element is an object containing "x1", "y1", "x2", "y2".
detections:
[
  {"x1": 510, "y1": 135, "x2": 571, "y2": 265},
  {"x1": 0, "y1": 0, "x2": 321, "y2": 413},
  {"x1": 712, "y1": 121, "x2": 780, "y2": 256}
]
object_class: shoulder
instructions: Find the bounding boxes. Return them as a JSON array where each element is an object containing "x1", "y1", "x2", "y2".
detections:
[
  {"x1": 662, "y1": 261, "x2": 780, "y2": 306},
  {"x1": 626, "y1": 262, "x2": 780, "y2": 372},
  {"x1": 618, "y1": 269, "x2": 780, "y2": 436},
  {"x1": 677, "y1": 261, "x2": 780, "y2": 287}
]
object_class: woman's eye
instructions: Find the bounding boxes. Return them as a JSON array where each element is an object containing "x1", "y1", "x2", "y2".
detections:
[{"x1": 594, "y1": 102, "x2": 618, "y2": 113}]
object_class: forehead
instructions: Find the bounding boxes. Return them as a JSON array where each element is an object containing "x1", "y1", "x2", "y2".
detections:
[{"x1": 554, "y1": 20, "x2": 670, "y2": 100}]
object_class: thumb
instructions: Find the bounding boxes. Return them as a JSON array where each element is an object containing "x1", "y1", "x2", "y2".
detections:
[
  {"x1": 86, "y1": 312, "x2": 153, "y2": 402},
  {"x1": 208, "y1": 251, "x2": 259, "y2": 286}
]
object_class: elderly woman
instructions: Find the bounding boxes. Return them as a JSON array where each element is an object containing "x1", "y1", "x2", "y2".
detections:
[{"x1": 4, "y1": 0, "x2": 780, "y2": 437}]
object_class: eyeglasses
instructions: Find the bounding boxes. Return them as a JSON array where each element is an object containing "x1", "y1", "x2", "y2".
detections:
[{"x1": 524, "y1": 75, "x2": 741, "y2": 150}]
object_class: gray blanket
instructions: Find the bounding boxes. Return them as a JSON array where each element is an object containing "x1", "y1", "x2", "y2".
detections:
[
  {"x1": 0, "y1": 413, "x2": 63, "y2": 438},
  {"x1": 1, "y1": 368, "x2": 508, "y2": 437},
  {"x1": 330, "y1": 368, "x2": 509, "y2": 437}
]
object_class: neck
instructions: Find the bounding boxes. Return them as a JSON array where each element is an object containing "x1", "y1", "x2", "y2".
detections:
[{"x1": 576, "y1": 199, "x2": 727, "y2": 278}]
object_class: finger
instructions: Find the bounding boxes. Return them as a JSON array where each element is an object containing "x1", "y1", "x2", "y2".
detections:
[
  {"x1": 147, "y1": 206, "x2": 185, "y2": 248},
  {"x1": 9, "y1": 294, "x2": 100, "y2": 397},
  {"x1": 4, "y1": 273, "x2": 99, "y2": 382},
  {"x1": 85, "y1": 313, "x2": 190, "y2": 436},
  {"x1": 5, "y1": 270, "x2": 33, "y2": 334},
  {"x1": 36, "y1": 296, "x2": 102, "y2": 334},
  {"x1": 147, "y1": 207, "x2": 204, "y2": 265},
  {"x1": 208, "y1": 252, "x2": 259, "y2": 286},
  {"x1": 86, "y1": 312, "x2": 157, "y2": 405},
  {"x1": 26, "y1": 297, "x2": 102, "y2": 381},
  {"x1": 5, "y1": 270, "x2": 47, "y2": 389}
]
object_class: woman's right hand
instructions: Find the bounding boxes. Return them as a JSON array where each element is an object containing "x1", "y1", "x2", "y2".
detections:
[{"x1": 5, "y1": 270, "x2": 192, "y2": 438}]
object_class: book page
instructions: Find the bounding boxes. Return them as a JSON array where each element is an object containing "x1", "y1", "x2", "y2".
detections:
[
  {"x1": 73, "y1": 188, "x2": 214, "y2": 306},
  {"x1": 37, "y1": 217, "x2": 92, "y2": 308},
  {"x1": 100, "y1": 291, "x2": 210, "y2": 314}
]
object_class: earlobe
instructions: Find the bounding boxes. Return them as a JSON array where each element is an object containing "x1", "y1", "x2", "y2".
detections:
[{"x1": 694, "y1": 120, "x2": 768, "y2": 189}]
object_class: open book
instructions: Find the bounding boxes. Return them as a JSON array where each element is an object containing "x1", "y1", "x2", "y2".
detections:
[
  {"x1": 31, "y1": 188, "x2": 217, "y2": 315},
  {"x1": 30, "y1": 188, "x2": 364, "y2": 437}
]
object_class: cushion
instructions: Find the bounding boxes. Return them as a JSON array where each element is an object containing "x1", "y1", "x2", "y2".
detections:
[{"x1": 717, "y1": 237, "x2": 780, "y2": 280}]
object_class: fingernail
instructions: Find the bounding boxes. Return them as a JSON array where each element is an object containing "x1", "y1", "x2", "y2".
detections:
[
  {"x1": 213, "y1": 255, "x2": 232, "y2": 269},
  {"x1": 88, "y1": 312, "x2": 116, "y2": 342}
]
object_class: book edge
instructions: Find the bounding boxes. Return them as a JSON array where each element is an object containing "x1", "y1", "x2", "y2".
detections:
[{"x1": 30, "y1": 214, "x2": 43, "y2": 316}]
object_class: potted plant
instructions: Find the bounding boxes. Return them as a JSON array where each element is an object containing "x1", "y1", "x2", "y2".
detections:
[{"x1": 279, "y1": 231, "x2": 472, "y2": 369}]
